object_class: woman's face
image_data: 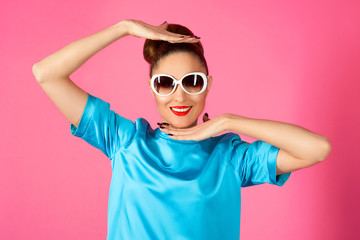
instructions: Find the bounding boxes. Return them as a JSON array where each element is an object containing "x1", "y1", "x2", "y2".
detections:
[{"x1": 149, "y1": 52, "x2": 212, "y2": 129}]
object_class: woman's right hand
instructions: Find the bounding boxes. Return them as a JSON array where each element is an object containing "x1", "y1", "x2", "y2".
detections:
[{"x1": 121, "y1": 19, "x2": 200, "y2": 44}]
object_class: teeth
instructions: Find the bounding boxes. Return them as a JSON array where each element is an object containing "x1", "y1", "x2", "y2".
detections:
[{"x1": 171, "y1": 107, "x2": 191, "y2": 112}]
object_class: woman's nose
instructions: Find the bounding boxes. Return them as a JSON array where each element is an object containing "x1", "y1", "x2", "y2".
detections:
[{"x1": 172, "y1": 84, "x2": 187, "y2": 100}]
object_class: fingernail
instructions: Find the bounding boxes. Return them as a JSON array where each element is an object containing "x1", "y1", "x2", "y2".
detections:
[
  {"x1": 162, "y1": 21, "x2": 167, "y2": 24},
  {"x1": 194, "y1": 36, "x2": 201, "y2": 39},
  {"x1": 168, "y1": 133, "x2": 173, "y2": 136},
  {"x1": 161, "y1": 122, "x2": 169, "y2": 126}
]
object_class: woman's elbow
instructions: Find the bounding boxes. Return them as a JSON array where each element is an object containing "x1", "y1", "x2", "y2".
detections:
[
  {"x1": 33, "y1": 63, "x2": 44, "y2": 82},
  {"x1": 317, "y1": 136, "x2": 332, "y2": 161}
]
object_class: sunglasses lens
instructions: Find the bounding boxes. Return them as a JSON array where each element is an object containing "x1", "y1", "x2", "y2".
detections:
[
  {"x1": 183, "y1": 74, "x2": 204, "y2": 93},
  {"x1": 154, "y1": 76, "x2": 175, "y2": 95}
]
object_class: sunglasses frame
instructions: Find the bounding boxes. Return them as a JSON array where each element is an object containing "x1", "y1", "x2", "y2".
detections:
[{"x1": 150, "y1": 72, "x2": 208, "y2": 96}]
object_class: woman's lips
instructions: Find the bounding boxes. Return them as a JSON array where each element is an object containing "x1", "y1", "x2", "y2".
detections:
[{"x1": 170, "y1": 106, "x2": 192, "y2": 116}]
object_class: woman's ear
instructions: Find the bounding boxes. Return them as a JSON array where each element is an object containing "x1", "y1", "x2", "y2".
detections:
[
  {"x1": 206, "y1": 76, "x2": 212, "y2": 96},
  {"x1": 148, "y1": 78, "x2": 155, "y2": 97}
]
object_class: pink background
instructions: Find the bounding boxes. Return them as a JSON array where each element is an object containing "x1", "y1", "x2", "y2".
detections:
[{"x1": 1, "y1": 0, "x2": 359, "y2": 239}]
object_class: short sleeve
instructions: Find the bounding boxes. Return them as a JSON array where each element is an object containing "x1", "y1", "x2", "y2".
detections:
[
  {"x1": 230, "y1": 137, "x2": 291, "y2": 187},
  {"x1": 70, "y1": 93, "x2": 136, "y2": 159}
]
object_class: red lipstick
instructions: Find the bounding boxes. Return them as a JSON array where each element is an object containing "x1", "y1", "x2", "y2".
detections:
[{"x1": 170, "y1": 106, "x2": 192, "y2": 116}]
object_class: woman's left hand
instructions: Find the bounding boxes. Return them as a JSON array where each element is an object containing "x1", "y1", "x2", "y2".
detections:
[{"x1": 158, "y1": 113, "x2": 228, "y2": 141}]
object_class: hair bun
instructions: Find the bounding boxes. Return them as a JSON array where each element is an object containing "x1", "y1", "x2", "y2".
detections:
[
  {"x1": 143, "y1": 39, "x2": 167, "y2": 65},
  {"x1": 143, "y1": 23, "x2": 204, "y2": 65}
]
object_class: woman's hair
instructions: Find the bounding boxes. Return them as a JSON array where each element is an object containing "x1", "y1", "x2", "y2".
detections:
[{"x1": 143, "y1": 23, "x2": 209, "y2": 77}]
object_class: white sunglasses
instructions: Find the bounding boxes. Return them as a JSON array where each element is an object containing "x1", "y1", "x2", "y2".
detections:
[{"x1": 150, "y1": 72, "x2": 208, "y2": 96}]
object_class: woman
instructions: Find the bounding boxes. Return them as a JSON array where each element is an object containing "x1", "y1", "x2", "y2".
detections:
[{"x1": 33, "y1": 19, "x2": 331, "y2": 240}]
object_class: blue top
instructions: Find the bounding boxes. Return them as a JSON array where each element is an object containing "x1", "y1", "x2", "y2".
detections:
[{"x1": 70, "y1": 93, "x2": 291, "y2": 240}]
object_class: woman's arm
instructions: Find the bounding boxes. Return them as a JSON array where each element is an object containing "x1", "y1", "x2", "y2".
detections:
[
  {"x1": 32, "y1": 21, "x2": 130, "y2": 128},
  {"x1": 158, "y1": 113, "x2": 331, "y2": 174},
  {"x1": 223, "y1": 114, "x2": 332, "y2": 174},
  {"x1": 33, "y1": 21, "x2": 128, "y2": 81},
  {"x1": 33, "y1": 20, "x2": 197, "y2": 128}
]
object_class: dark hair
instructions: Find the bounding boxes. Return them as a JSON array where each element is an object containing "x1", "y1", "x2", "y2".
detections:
[{"x1": 143, "y1": 23, "x2": 209, "y2": 77}]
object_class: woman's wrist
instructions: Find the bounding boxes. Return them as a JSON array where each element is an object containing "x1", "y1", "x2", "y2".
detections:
[
  {"x1": 111, "y1": 20, "x2": 131, "y2": 39},
  {"x1": 221, "y1": 113, "x2": 250, "y2": 133},
  {"x1": 221, "y1": 113, "x2": 237, "y2": 132}
]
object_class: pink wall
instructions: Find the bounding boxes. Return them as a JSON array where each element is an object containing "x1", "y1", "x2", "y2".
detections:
[{"x1": 1, "y1": 0, "x2": 359, "y2": 239}]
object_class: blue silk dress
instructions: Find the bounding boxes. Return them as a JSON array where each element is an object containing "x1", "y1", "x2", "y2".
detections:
[{"x1": 70, "y1": 93, "x2": 291, "y2": 240}]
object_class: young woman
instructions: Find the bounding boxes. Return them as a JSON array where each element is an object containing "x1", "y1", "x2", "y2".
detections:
[{"x1": 33, "y1": 19, "x2": 331, "y2": 240}]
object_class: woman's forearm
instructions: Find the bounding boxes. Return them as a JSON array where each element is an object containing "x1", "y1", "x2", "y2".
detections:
[
  {"x1": 223, "y1": 114, "x2": 331, "y2": 162},
  {"x1": 33, "y1": 20, "x2": 129, "y2": 82}
]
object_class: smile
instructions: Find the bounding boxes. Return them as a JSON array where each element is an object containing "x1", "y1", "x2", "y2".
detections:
[{"x1": 170, "y1": 106, "x2": 192, "y2": 116}]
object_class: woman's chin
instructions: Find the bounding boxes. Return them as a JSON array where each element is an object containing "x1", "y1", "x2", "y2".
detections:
[{"x1": 170, "y1": 120, "x2": 197, "y2": 129}]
